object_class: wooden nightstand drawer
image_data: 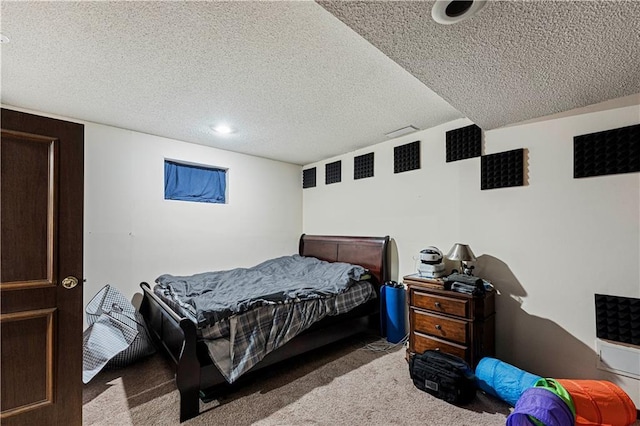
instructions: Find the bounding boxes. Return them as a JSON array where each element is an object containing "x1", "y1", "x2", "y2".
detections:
[
  {"x1": 412, "y1": 331, "x2": 468, "y2": 360},
  {"x1": 412, "y1": 290, "x2": 469, "y2": 318},
  {"x1": 411, "y1": 308, "x2": 468, "y2": 344}
]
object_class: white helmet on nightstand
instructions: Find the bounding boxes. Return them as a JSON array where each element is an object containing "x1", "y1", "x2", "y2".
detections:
[{"x1": 419, "y1": 246, "x2": 443, "y2": 264}]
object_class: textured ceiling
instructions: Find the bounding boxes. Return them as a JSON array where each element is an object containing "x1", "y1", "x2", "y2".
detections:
[
  {"x1": 0, "y1": 1, "x2": 461, "y2": 165},
  {"x1": 1, "y1": 1, "x2": 639, "y2": 166},
  {"x1": 320, "y1": 0, "x2": 640, "y2": 130}
]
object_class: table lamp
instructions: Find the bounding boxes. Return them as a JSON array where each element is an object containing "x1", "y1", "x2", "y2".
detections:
[{"x1": 446, "y1": 243, "x2": 477, "y2": 275}]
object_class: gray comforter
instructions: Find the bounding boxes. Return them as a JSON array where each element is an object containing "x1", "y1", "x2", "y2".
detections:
[{"x1": 155, "y1": 255, "x2": 367, "y2": 326}]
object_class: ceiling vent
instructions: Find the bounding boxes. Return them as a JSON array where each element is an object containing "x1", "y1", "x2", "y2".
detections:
[
  {"x1": 432, "y1": 1, "x2": 487, "y2": 25},
  {"x1": 385, "y1": 125, "x2": 419, "y2": 139}
]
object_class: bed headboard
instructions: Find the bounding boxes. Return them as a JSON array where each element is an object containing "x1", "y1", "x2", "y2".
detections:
[{"x1": 298, "y1": 234, "x2": 390, "y2": 286}]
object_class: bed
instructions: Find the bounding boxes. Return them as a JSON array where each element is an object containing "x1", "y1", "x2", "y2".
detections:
[{"x1": 139, "y1": 234, "x2": 390, "y2": 422}]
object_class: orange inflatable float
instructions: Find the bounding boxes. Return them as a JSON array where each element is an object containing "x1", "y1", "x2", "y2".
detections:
[{"x1": 556, "y1": 379, "x2": 637, "y2": 426}]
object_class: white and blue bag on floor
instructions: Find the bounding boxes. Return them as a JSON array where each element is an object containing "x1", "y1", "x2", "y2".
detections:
[{"x1": 82, "y1": 285, "x2": 155, "y2": 384}]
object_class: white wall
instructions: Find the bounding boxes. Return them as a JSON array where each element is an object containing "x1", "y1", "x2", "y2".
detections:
[
  {"x1": 303, "y1": 103, "x2": 640, "y2": 404},
  {"x1": 83, "y1": 123, "x2": 303, "y2": 319}
]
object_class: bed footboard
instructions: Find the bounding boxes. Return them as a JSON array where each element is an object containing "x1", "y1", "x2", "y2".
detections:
[{"x1": 139, "y1": 282, "x2": 201, "y2": 421}]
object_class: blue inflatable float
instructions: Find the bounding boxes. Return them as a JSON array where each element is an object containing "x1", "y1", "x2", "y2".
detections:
[{"x1": 475, "y1": 357, "x2": 541, "y2": 407}]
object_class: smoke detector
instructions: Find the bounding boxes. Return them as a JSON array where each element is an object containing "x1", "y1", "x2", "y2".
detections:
[{"x1": 432, "y1": 1, "x2": 487, "y2": 25}]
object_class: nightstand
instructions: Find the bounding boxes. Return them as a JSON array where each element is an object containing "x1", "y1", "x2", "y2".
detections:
[{"x1": 405, "y1": 277, "x2": 495, "y2": 367}]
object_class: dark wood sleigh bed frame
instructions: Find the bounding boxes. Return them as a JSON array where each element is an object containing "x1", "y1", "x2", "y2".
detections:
[{"x1": 139, "y1": 234, "x2": 390, "y2": 422}]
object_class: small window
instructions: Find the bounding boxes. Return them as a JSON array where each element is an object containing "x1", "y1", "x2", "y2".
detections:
[{"x1": 164, "y1": 160, "x2": 226, "y2": 204}]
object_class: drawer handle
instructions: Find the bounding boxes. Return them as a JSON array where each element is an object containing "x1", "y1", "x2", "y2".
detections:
[
  {"x1": 435, "y1": 302, "x2": 442, "y2": 308},
  {"x1": 435, "y1": 324, "x2": 442, "y2": 330}
]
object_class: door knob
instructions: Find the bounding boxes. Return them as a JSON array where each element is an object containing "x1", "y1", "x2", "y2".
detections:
[{"x1": 62, "y1": 276, "x2": 79, "y2": 289}]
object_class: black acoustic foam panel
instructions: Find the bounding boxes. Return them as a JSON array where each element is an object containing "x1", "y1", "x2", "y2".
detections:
[
  {"x1": 302, "y1": 167, "x2": 316, "y2": 188},
  {"x1": 595, "y1": 294, "x2": 640, "y2": 346},
  {"x1": 481, "y1": 149, "x2": 524, "y2": 190},
  {"x1": 574, "y1": 124, "x2": 639, "y2": 178},
  {"x1": 446, "y1": 124, "x2": 482, "y2": 162},
  {"x1": 325, "y1": 161, "x2": 341, "y2": 184},
  {"x1": 394, "y1": 141, "x2": 420, "y2": 174},
  {"x1": 354, "y1": 152, "x2": 374, "y2": 180}
]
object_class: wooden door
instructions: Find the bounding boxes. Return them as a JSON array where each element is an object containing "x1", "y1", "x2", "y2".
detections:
[{"x1": 1, "y1": 109, "x2": 84, "y2": 425}]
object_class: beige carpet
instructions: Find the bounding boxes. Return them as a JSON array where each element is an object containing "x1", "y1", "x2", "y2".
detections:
[{"x1": 83, "y1": 336, "x2": 512, "y2": 425}]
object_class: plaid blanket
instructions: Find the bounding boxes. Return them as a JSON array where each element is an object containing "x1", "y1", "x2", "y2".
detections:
[
  {"x1": 201, "y1": 280, "x2": 375, "y2": 382},
  {"x1": 155, "y1": 255, "x2": 367, "y2": 326}
]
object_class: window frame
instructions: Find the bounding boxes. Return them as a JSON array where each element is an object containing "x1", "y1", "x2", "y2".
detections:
[{"x1": 163, "y1": 158, "x2": 229, "y2": 204}]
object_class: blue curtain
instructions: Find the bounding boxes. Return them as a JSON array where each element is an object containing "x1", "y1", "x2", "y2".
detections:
[{"x1": 164, "y1": 161, "x2": 226, "y2": 203}]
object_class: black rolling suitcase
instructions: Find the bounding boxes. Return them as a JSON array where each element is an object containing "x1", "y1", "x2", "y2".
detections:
[{"x1": 409, "y1": 350, "x2": 476, "y2": 404}]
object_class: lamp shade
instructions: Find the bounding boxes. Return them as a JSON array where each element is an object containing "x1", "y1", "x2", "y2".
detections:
[{"x1": 446, "y1": 243, "x2": 477, "y2": 262}]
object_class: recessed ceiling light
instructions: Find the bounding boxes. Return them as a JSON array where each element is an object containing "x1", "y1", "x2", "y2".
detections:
[
  {"x1": 211, "y1": 124, "x2": 234, "y2": 135},
  {"x1": 432, "y1": 1, "x2": 487, "y2": 25},
  {"x1": 0, "y1": 34, "x2": 10, "y2": 44}
]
